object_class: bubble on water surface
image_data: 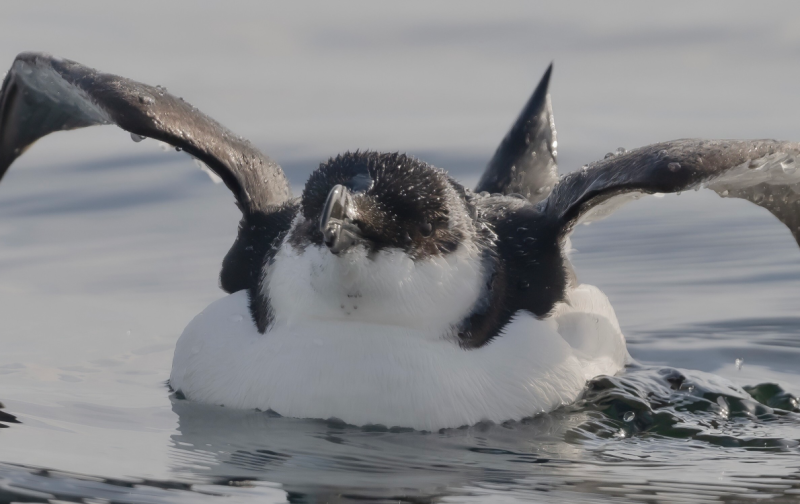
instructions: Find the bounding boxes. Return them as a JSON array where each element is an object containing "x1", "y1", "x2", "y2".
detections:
[{"x1": 623, "y1": 411, "x2": 635, "y2": 422}]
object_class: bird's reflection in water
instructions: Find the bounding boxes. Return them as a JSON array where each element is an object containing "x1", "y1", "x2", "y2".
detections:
[
  {"x1": 167, "y1": 365, "x2": 800, "y2": 503},
  {"x1": 167, "y1": 396, "x2": 590, "y2": 502}
]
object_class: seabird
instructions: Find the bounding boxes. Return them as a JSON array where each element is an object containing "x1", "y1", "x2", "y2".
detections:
[{"x1": 1, "y1": 53, "x2": 798, "y2": 430}]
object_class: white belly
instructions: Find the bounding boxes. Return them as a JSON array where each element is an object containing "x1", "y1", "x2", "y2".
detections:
[{"x1": 169, "y1": 284, "x2": 628, "y2": 431}]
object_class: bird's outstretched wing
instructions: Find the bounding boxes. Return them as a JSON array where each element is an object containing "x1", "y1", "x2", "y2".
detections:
[
  {"x1": 545, "y1": 139, "x2": 800, "y2": 246},
  {"x1": 0, "y1": 52, "x2": 291, "y2": 214},
  {"x1": 0, "y1": 52, "x2": 296, "y2": 294},
  {"x1": 475, "y1": 64, "x2": 558, "y2": 204}
]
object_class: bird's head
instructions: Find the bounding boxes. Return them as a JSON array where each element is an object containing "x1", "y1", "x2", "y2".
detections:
[{"x1": 291, "y1": 151, "x2": 475, "y2": 258}]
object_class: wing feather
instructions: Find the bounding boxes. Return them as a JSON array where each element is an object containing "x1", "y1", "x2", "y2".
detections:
[
  {"x1": 0, "y1": 52, "x2": 297, "y2": 294},
  {"x1": 0, "y1": 52, "x2": 291, "y2": 215},
  {"x1": 546, "y1": 139, "x2": 800, "y2": 245},
  {"x1": 475, "y1": 64, "x2": 558, "y2": 204}
]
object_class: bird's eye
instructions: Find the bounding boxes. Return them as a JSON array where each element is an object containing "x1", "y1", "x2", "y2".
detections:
[{"x1": 420, "y1": 222, "x2": 433, "y2": 237}]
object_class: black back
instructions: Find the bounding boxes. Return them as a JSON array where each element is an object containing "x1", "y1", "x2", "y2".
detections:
[{"x1": 454, "y1": 195, "x2": 567, "y2": 348}]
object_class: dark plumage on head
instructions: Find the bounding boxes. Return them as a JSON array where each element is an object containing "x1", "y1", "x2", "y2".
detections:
[{"x1": 293, "y1": 151, "x2": 473, "y2": 258}]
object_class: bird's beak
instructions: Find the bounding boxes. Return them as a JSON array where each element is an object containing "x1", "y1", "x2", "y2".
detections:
[{"x1": 319, "y1": 184, "x2": 363, "y2": 254}]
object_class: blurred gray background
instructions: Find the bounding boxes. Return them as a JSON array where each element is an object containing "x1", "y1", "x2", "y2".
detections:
[{"x1": 3, "y1": 1, "x2": 800, "y2": 177}]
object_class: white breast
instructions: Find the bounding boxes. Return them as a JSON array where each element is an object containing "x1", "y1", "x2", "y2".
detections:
[
  {"x1": 169, "y1": 278, "x2": 628, "y2": 430},
  {"x1": 264, "y1": 240, "x2": 487, "y2": 338}
]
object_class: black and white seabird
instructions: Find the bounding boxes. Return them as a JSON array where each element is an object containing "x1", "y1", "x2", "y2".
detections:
[{"x1": 1, "y1": 53, "x2": 799, "y2": 429}]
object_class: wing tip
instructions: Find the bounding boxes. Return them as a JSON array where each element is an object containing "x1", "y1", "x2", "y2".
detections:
[{"x1": 536, "y1": 62, "x2": 553, "y2": 98}]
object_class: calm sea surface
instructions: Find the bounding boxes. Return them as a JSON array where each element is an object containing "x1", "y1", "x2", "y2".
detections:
[{"x1": 1, "y1": 2, "x2": 799, "y2": 502}]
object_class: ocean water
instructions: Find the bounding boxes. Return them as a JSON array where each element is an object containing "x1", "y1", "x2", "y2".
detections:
[{"x1": 1, "y1": 2, "x2": 799, "y2": 502}]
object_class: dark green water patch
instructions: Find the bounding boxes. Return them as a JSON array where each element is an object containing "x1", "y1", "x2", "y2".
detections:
[{"x1": 567, "y1": 365, "x2": 800, "y2": 452}]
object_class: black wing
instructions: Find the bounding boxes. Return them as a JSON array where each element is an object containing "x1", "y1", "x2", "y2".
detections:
[
  {"x1": 0, "y1": 52, "x2": 295, "y2": 293},
  {"x1": 544, "y1": 139, "x2": 800, "y2": 245},
  {"x1": 475, "y1": 64, "x2": 558, "y2": 204}
]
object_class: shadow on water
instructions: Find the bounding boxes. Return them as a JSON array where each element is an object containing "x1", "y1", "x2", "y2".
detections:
[{"x1": 3, "y1": 366, "x2": 798, "y2": 503}]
